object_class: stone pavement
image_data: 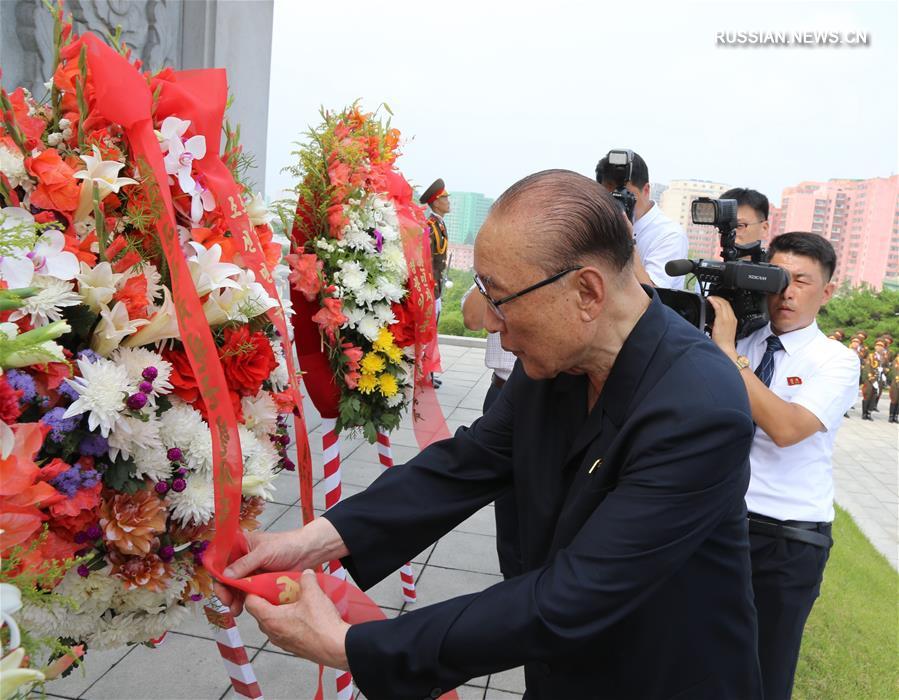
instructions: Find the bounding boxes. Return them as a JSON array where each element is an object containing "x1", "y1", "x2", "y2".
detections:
[{"x1": 43, "y1": 338, "x2": 897, "y2": 700}]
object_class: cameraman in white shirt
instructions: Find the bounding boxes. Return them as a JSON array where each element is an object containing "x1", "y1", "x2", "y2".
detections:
[
  {"x1": 596, "y1": 150, "x2": 688, "y2": 289},
  {"x1": 708, "y1": 232, "x2": 859, "y2": 700}
]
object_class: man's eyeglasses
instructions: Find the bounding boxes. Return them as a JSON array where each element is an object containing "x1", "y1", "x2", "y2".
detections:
[
  {"x1": 735, "y1": 220, "x2": 767, "y2": 231},
  {"x1": 473, "y1": 266, "x2": 583, "y2": 321}
]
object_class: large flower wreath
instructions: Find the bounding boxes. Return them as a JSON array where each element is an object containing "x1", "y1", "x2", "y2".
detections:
[{"x1": 0, "y1": 3, "x2": 300, "y2": 668}]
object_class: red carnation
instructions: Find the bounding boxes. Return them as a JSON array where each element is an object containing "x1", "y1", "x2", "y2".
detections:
[
  {"x1": 219, "y1": 326, "x2": 278, "y2": 397},
  {"x1": 0, "y1": 375, "x2": 23, "y2": 424}
]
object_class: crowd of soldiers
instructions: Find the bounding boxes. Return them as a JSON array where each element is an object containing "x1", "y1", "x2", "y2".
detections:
[{"x1": 828, "y1": 330, "x2": 899, "y2": 422}]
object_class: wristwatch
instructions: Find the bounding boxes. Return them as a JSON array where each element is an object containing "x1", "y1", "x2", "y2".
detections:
[{"x1": 734, "y1": 355, "x2": 751, "y2": 371}]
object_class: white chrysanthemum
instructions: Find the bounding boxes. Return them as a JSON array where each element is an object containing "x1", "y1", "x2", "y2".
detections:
[
  {"x1": 167, "y1": 471, "x2": 215, "y2": 525},
  {"x1": 354, "y1": 283, "x2": 381, "y2": 307},
  {"x1": 242, "y1": 390, "x2": 278, "y2": 436},
  {"x1": 381, "y1": 245, "x2": 407, "y2": 276},
  {"x1": 341, "y1": 305, "x2": 366, "y2": 329},
  {"x1": 269, "y1": 340, "x2": 289, "y2": 391},
  {"x1": 0, "y1": 144, "x2": 29, "y2": 189},
  {"x1": 108, "y1": 413, "x2": 162, "y2": 461},
  {"x1": 110, "y1": 346, "x2": 173, "y2": 396},
  {"x1": 378, "y1": 223, "x2": 400, "y2": 243},
  {"x1": 140, "y1": 263, "x2": 163, "y2": 304},
  {"x1": 86, "y1": 612, "x2": 150, "y2": 650},
  {"x1": 133, "y1": 445, "x2": 173, "y2": 481},
  {"x1": 241, "y1": 426, "x2": 278, "y2": 500},
  {"x1": 357, "y1": 315, "x2": 381, "y2": 342},
  {"x1": 113, "y1": 575, "x2": 187, "y2": 613},
  {"x1": 8, "y1": 275, "x2": 81, "y2": 325},
  {"x1": 186, "y1": 426, "x2": 214, "y2": 474},
  {"x1": 372, "y1": 302, "x2": 397, "y2": 326},
  {"x1": 338, "y1": 260, "x2": 367, "y2": 292},
  {"x1": 374, "y1": 276, "x2": 404, "y2": 303},
  {"x1": 17, "y1": 600, "x2": 72, "y2": 639},
  {"x1": 62, "y1": 357, "x2": 129, "y2": 437},
  {"x1": 159, "y1": 400, "x2": 206, "y2": 449},
  {"x1": 341, "y1": 226, "x2": 376, "y2": 253},
  {"x1": 386, "y1": 391, "x2": 406, "y2": 408}
]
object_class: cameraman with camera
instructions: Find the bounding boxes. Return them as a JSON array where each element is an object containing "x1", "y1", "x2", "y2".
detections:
[
  {"x1": 597, "y1": 150, "x2": 688, "y2": 288},
  {"x1": 707, "y1": 232, "x2": 859, "y2": 700}
]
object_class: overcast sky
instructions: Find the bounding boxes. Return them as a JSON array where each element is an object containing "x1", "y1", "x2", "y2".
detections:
[{"x1": 266, "y1": 0, "x2": 897, "y2": 206}]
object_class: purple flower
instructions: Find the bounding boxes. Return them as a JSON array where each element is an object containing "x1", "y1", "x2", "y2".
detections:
[
  {"x1": 167, "y1": 447, "x2": 183, "y2": 462},
  {"x1": 142, "y1": 366, "x2": 158, "y2": 381},
  {"x1": 85, "y1": 524, "x2": 102, "y2": 540},
  {"x1": 159, "y1": 545, "x2": 175, "y2": 562},
  {"x1": 155, "y1": 481, "x2": 170, "y2": 495},
  {"x1": 282, "y1": 457, "x2": 296, "y2": 472},
  {"x1": 138, "y1": 381, "x2": 154, "y2": 394},
  {"x1": 50, "y1": 465, "x2": 100, "y2": 498},
  {"x1": 126, "y1": 392, "x2": 148, "y2": 410},
  {"x1": 190, "y1": 593, "x2": 204, "y2": 602},
  {"x1": 77, "y1": 349, "x2": 101, "y2": 364},
  {"x1": 373, "y1": 228, "x2": 384, "y2": 253},
  {"x1": 77, "y1": 565, "x2": 90, "y2": 577},
  {"x1": 5, "y1": 370, "x2": 37, "y2": 404},
  {"x1": 171, "y1": 477, "x2": 187, "y2": 492},
  {"x1": 40, "y1": 406, "x2": 81, "y2": 442},
  {"x1": 57, "y1": 381, "x2": 80, "y2": 401},
  {"x1": 79, "y1": 433, "x2": 109, "y2": 457}
]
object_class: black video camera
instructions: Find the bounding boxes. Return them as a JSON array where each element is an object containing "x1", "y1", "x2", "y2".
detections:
[
  {"x1": 656, "y1": 197, "x2": 790, "y2": 337},
  {"x1": 596, "y1": 149, "x2": 638, "y2": 223}
]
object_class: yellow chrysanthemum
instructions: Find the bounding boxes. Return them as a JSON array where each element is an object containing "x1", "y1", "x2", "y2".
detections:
[
  {"x1": 384, "y1": 344, "x2": 404, "y2": 364},
  {"x1": 372, "y1": 327, "x2": 396, "y2": 353},
  {"x1": 378, "y1": 372, "x2": 399, "y2": 398},
  {"x1": 357, "y1": 373, "x2": 379, "y2": 394},
  {"x1": 360, "y1": 352, "x2": 386, "y2": 375}
]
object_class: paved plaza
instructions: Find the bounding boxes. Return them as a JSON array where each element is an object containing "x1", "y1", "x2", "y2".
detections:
[{"x1": 44, "y1": 338, "x2": 898, "y2": 700}]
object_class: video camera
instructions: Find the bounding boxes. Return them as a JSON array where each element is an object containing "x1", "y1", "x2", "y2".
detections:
[
  {"x1": 656, "y1": 197, "x2": 790, "y2": 337},
  {"x1": 596, "y1": 149, "x2": 638, "y2": 223}
]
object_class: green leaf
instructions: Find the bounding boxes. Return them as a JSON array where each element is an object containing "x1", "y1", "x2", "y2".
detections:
[{"x1": 103, "y1": 455, "x2": 141, "y2": 493}]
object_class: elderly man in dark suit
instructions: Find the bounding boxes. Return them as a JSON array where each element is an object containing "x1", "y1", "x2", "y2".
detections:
[{"x1": 217, "y1": 170, "x2": 762, "y2": 700}]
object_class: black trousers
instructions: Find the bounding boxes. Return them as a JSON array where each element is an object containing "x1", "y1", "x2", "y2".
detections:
[
  {"x1": 750, "y1": 524, "x2": 832, "y2": 700},
  {"x1": 484, "y1": 380, "x2": 523, "y2": 579}
]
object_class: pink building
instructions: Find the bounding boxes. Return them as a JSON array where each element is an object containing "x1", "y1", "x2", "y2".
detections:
[
  {"x1": 770, "y1": 176, "x2": 899, "y2": 290},
  {"x1": 448, "y1": 243, "x2": 474, "y2": 271}
]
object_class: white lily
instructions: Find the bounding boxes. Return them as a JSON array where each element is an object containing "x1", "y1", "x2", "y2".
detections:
[
  {"x1": 75, "y1": 261, "x2": 123, "y2": 312},
  {"x1": 123, "y1": 287, "x2": 180, "y2": 347},
  {"x1": 90, "y1": 301, "x2": 149, "y2": 356},
  {"x1": 0, "y1": 421, "x2": 13, "y2": 460},
  {"x1": 189, "y1": 177, "x2": 216, "y2": 224},
  {"x1": 0, "y1": 648, "x2": 45, "y2": 700},
  {"x1": 163, "y1": 129, "x2": 206, "y2": 195},
  {"x1": 202, "y1": 270, "x2": 277, "y2": 325},
  {"x1": 187, "y1": 242, "x2": 241, "y2": 296},
  {"x1": 73, "y1": 145, "x2": 139, "y2": 221},
  {"x1": 246, "y1": 192, "x2": 273, "y2": 226},
  {"x1": 156, "y1": 115, "x2": 190, "y2": 154}
]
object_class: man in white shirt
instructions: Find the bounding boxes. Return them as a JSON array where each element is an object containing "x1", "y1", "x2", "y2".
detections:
[
  {"x1": 597, "y1": 151, "x2": 688, "y2": 288},
  {"x1": 461, "y1": 284, "x2": 521, "y2": 578},
  {"x1": 708, "y1": 232, "x2": 859, "y2": 700}
]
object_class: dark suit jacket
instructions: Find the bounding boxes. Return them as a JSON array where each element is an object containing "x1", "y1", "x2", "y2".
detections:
[{"x1": 327, "y1": 290, "x2": 762, "y2": 700}]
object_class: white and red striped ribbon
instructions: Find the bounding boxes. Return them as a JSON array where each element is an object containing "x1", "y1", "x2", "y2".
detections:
[
  {"x1": 205, "y1": 601, "x2": 263, "y2": 699},
  {"x1": 376, "y1": 430, "x2": 417, "y2": 603},
  {"x1": 320, "y1": 417, "x2": 354, "y2": 699}
]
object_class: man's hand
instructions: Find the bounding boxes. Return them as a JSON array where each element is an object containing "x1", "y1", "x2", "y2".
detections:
[
  {"x1": 213, "y1": 518, "x2": 349, "y2": 616},
  {"x1": 707, "y1": 296, "x2": 738, "y2": 361},
  {"x1": 245, "y1": 570, "x2": 351, "y2": 670}
]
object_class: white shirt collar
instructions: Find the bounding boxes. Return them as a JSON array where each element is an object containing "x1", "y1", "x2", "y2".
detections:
[
  {"x1": 633, "y1": 201, "x2": 659, "y2": 236},
  {"x1": 757, "y1": 320, "x2": 820, "y2": 356}
]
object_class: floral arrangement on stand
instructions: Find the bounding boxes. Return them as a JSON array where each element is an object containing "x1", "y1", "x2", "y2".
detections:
[
  {"x1": 285, "y1": 104, "x2": 439, "y2": 441},
  {"x1": 0, "y1": 3, "x2": 297, "y2": 666}
]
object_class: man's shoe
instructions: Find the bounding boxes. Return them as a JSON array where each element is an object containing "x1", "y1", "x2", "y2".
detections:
[
  {"x1": 862, "y1": 413, "x2": 873, "y2": 421},
  {"x1": 433, "y1": 376, "x2": 443, "y2": 389}
]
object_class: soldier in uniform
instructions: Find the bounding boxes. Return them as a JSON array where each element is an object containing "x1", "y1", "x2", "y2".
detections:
[
  {"x1": 860, "y1": 351, "x2": 882, "y2": 420},
  {"x1": 828, "y1": 328, "x2": 845, "y2": 342},
  {"x1": 419, "y1": 179, "x2": 451, "y2": 388},
  {"x1": 419, "y1": 178, "x2": 451, "y2": 304},
  {"x1": 889, "y1": 354, "x2": 899, "y2": 423}
]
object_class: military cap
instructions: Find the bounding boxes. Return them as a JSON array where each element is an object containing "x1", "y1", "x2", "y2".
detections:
[{"x1": 419, "y1": 179, "x2": 449, "y2": 206}]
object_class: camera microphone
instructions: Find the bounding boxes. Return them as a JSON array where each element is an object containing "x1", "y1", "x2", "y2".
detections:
[{"x1": 665, "y1": 259, "x2": 697, "y2": 277}]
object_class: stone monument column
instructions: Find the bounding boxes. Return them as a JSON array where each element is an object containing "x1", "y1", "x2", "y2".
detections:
[{"x1": 0, "y1": 0, "x2": 273, "y2": 193}]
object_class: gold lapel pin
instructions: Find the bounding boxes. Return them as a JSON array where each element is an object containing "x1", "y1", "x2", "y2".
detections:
[{"x1": 588, "y1": 458, "x2": 603, "y2": 474}]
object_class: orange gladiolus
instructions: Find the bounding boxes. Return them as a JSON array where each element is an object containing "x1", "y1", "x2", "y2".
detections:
[{"x1": 26, "y1": 148, "x2": 81, "y2": 213}]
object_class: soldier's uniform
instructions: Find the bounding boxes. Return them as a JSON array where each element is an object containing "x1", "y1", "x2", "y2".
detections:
[
  {"x1": 828, "y1": 329, "x2": 845, "y2": 342},
  {"x1": 419, "y1": 179, "x2": 450, "y2": 301},
  {"x1": 889, "y1": 356, "x2": 899, "y2": 423},
  {"x1": 860, "y1": 353, "x2": 882, "y2": 420}
]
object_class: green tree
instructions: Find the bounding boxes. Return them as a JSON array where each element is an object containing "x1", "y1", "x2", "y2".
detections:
[
  {"x1": 818, "y1": 284, "x2": 899, "y2": 342},
  {"x1": 437, "y1": 268, "x2": 487, "y2": 338}
]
